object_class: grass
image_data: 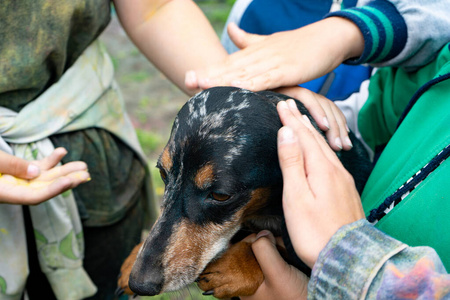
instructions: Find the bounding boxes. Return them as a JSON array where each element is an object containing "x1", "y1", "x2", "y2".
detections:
[{"x1": 141, "y1": 284, "x2": 212, "y2": 300}]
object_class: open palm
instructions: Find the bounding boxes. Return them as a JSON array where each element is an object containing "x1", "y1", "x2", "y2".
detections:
[{"x1": 0, "y1": 148, "x2": 90, "y2": 205}]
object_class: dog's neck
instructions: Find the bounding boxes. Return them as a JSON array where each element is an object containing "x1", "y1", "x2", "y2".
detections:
[{"x1": 241, "y1": 185, "x2": 284, "y2": 235}]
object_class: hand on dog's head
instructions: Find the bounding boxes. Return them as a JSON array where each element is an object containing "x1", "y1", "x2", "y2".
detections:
[{"x1": 128, "y1": 87, "x2": 371, "y2": 296}]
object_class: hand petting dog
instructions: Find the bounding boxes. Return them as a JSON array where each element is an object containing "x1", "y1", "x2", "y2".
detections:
[
  {"x1": 278, "y1": 100, "x2": 365, "y2": 266},
  {"x1": 116, "y1": 87, "x2": 371, "y2": 299},
  {"x1": 242, "y1": 101, "x2": 365, "y2": 299},
  {"x1": 184, "y1": 18, "x2": 364, "y2": 93},
  {"x1": 276, "y1": 87, "x2": 352, "y2": 151},
  {"x1": 184, "y1": 18, "x2": 364, "y2": 153}
]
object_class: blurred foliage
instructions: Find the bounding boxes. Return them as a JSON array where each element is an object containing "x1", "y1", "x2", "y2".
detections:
[
  {"x1": 136, "y1": 128, "x2": 163, "y2": 154},
  {"x1": 195, "y1": 0, "x2": 235, "y2": 33},
  {"x1": 149, "y1": 160, "x2": 165, "y2": 199},
  {"x1": 121, "y1": 71, "x2": 152, "y2": 83},
  {"x1": 195, "y1": 0, "x2": 236, "y2": 5}
]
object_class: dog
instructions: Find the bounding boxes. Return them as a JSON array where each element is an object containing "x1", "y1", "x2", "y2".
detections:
[{"x1": 117, "y1": 86, "x2": 372, "y2": 298}]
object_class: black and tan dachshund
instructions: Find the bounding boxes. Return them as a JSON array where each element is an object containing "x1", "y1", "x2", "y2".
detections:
[{"x1": 117, "y1": 87, "x2": 372, "y2": 298}]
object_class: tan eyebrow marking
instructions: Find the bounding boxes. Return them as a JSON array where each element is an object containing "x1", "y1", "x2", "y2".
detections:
[
  {"x1": 160, "y1": 147, "x2": 173, "y2": 171},
  {"x1": 194, "y1": 163, "x2": 214, "y2": 189},
  {"x1": 243, "y1": 187, "x2": 272, "y2": 218}
]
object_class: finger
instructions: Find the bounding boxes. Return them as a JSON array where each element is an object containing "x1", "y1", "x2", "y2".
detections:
[
  {"x1": 38, "y1": 161, "x2": 88, "y2": 181},
  {"x1": 241, "y1": 233, "x2": 258, "y2": 243},
  {"x1": 185, "y1": 70, "x2": 199, "y2": 90},
  {"x1": 230, "y1": 70, "x2": 279, "y2": 91},
  {"x1": 30, "y1": 177, "x2": 74, "y2": 204},
  {"x1": 283, "y1": 89, "x2": 330, "y2": 131},
  {"x1": 45, "y1": 171, "x2": 91, "y2": 195},
  {"x1": 286, "y1": 91, "x2": 343, "y2": 151},
  {"x1": 229, "y1": 66, "x2": 300, "y2": 91},
  {"x1": 277, "y1": 101, "x2": 311, "y2": 130},
  {"x1": 227, "y1": 22, "x2": 265, "y2": 49},
  {"x1": 278, "y1": 101, "x2": 322, "y2": 141},
  {"x1": 197, "y1": 60, "x2": 279, "y2": 91},
  {"x1": 0, "y1": 151, "x2": 40, "y2": 179},
  {"x1": 277, "y1": 101, "x2": 339, "y2": 168},
  {"x1": 197, "y1": 52, "x2": 291, "y2": 91},
  {"x1": 285, "y1": 99, "x2": 305, "y2": 123},
  {"x1": 251, "y1": 231, "x2": 291, "y2": 281},
  {"x1": 277, "y1": 126, "x2": 314, "y2": 214},
  {"x1": 315, "y1": 100, "x2": 343, "y2": 151},
  {"x1": 281, "y1": 100, "x2": 343, "y2": 163},
  {"x1": 195, "y1": 50, "x2": 255, "y2": 88},
  {"x1": 36, "y1": 148, "x2": 68, "y2": 170},
  {"x1": 285, "y1": 99, "x2": 324, "y2": 136},
  {"x1": 28, "y1": 171, "x2": 90, "y2": 205},
  {"x1": 277, "y1": 126, "x2": 305, "y2": 176},
  {"x1": 330, "y1": 105, "x2": 352, "y2": 150}
]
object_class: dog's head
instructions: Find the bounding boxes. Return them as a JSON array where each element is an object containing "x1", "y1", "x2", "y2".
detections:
[{"x1": 129, "y1": 87, "x2": 315, "y2": 295}]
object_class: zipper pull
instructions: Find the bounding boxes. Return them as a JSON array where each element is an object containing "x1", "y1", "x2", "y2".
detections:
[{"x1": 330, "y1": 0, "x2": 343, "y2": 12}]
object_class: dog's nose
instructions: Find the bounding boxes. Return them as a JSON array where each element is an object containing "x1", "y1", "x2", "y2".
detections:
[{"x1": 129, "y1": 269, "x2": 164, "y2": 296}]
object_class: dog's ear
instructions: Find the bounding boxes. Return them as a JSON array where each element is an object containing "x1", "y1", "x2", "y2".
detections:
[{"x1": 117, "y1": 242, "x2": 143, "y2": 295}]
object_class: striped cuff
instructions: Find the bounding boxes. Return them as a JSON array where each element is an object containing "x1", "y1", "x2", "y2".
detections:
[{"x1": 326, "y1": 0, "x2": 407, "y2": 65}]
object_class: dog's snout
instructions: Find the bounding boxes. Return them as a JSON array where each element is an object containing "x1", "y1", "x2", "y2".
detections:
[{"x1": 129, "y1": 268, "x2": 164, "y2": 296}]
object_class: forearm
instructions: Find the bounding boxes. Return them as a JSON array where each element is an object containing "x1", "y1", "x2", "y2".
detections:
[
  {"x1": 113, "y1": 0, "x2": 227, "y2": 95},
  {"x1": 308, "y1": 220, "x2": 450, "y2": 299}
]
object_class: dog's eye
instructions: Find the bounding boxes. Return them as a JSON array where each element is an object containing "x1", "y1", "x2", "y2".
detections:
[{"x1": 210, "y1": 192, "x2": 230, "y2": 201}]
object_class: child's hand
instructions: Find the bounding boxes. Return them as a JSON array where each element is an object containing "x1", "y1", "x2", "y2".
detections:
[
  {"x1": 277, "y1": 86, "x2": 352, "y2": 151},
  {"x1": 0, "y1": 150, "x2": 41, "y2": 179},
  {"x1": 276, "y1": 101, "x2": 364, "y2": 267},
  {"x1": 240, "y1": 231, "x2": 309, "y2": 300},
  {"x1": 0, "y1": 148, "x2": 90, "y2": 205},
  {"x1": 185, "y1": 18, "x2": 363, "y2": 92}
]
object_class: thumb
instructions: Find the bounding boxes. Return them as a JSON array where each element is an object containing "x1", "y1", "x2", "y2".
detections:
[
  {"x1": 227, "y1": 22, "x2": 264, "y2": 49},
  {"x1": 277, "y1": 126, "x2": 308, "y2": 194},
  {"x1": 251, "y1": 231, "x2": 291, "y2": 280},
  {"x1": 278, "y1": 126, "x2": 315, "y2": 238},
  {"x1": 36, "y1": 147, "x2": 68, "y2": 170},
  {"x1": 0, "y1": 151, "x2": 40, "y2": 179}
]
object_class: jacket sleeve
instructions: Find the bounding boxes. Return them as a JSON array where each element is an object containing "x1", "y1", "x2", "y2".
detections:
[
  {"x1": 308, "y1": 219, "x2": 450, "y2": 299},
  {"x1": 326, "y1": 0, "x2": 450, "y2": 70}
]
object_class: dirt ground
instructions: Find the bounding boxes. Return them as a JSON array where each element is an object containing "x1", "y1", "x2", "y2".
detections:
[{"x1": 98, "y1": 2, "x2": 232, "y2": 299}]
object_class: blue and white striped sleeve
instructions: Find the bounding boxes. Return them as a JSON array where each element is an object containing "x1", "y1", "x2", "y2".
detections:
[
  {"x1": 327, "y1": 0, "x2": 450, "y2": 70},
  {"x1": 326, "y1": 0, "x2": 407, "y2": 66}
]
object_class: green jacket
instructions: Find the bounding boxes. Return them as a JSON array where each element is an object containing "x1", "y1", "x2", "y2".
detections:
[{"x1": 359, "y1": 43, "x2": 450, "y2": 269}]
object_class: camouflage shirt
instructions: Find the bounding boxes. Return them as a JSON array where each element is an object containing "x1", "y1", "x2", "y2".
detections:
[{"x1": 0, "y1": 1, "x2": 148, "y2": 227}]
